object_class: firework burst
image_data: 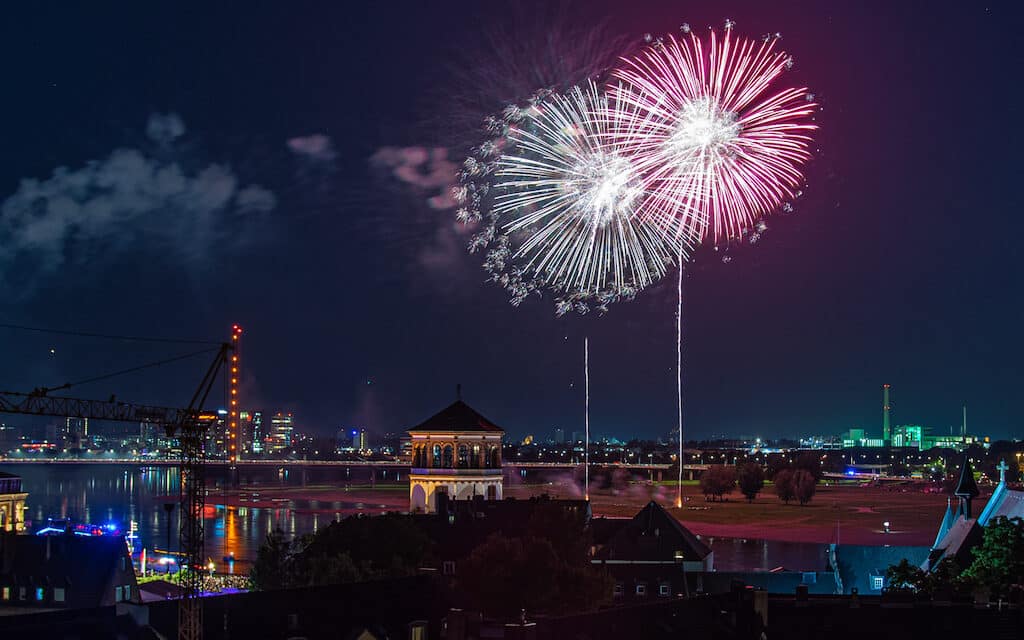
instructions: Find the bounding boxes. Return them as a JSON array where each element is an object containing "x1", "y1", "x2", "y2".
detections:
[
  {"x1": 458, "y1": 81, "x2": 693, "y2": 314},
  {"x1": 611, "y1": 25, "x2": 817, "y2": 245}
]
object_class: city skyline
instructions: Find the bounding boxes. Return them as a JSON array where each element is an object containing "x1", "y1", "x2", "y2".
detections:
[{"x1": 0, "y1": 2, "x2": 1021, "y2": 441}]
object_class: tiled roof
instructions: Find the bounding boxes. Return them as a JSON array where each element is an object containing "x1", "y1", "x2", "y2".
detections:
[{"x1": 408, "y1": 400, "x2": 504, "y2": 433}]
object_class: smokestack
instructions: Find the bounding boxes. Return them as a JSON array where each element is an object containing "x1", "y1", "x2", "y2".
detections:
[{"x1": 882, "y1": 384, "x2": 891, "y2": 444}]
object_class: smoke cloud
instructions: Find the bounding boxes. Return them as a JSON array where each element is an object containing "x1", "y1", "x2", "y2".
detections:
[
  {"x1": 0, "y1": 113, "x2": 276, "y2": 291},
  {"x1": 369, "y1": 146, "x2": 458, "y2": 210},
  {"x1": 287, "y1": 134, "x2": 337, "y2": 163}
]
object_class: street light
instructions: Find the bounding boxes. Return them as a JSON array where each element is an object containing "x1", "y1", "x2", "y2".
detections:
[{"x1": 883, "y1": 521, "x2": 891, "y2": 534}]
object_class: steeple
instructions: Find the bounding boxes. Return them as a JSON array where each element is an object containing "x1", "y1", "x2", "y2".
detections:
[
  {"x1": 933, "y1": 497, "x2": 956, "y2": 549},
  {"x1": 953, "y1": 454, "x2": 980, "y2": 518}
]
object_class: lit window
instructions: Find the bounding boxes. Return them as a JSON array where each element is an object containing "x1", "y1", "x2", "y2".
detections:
[
  {"x1": 35, "y1": 587, "x2": 44, "y2": 601},
  {"x1": 613, "y1": 583, "x2": 624, "y2": 597},
  {"x1": 123, "y1": 585, "x2": 131, "y2": 601},
  {"x1": 1, "y1": 587, "x2": 8, "y2": 601},
  {"x1": 409, "y1": 621, "x2": 428, "y2": 640},
  {"x1": 636, "y1": 583, "x2": 647, "y2": 596},
  {"x1": 115, "y1": 586, "x2": 123, "y2": 602},
  {"x1": 659, "y1": 583, "x2": 671, "y2": 596},
  {"x1": 54, "y1": 588, "x2": 65, "y2": 603},
  {"x1": 871, "y1": 575, "x2": 884, "y2": 591}
]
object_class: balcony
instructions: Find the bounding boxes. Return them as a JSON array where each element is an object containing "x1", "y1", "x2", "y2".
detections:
[{"x1": 409, "y1": 467, "x2": 502, "y2": 476}]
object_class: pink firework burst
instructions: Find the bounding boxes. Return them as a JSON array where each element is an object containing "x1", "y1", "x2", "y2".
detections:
[{"x1": 611, "y1": 26, "x2": 817, "y2": 246}]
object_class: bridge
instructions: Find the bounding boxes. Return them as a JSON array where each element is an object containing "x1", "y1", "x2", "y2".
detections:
[{"x1": 0, "y1": 457, "x2": 709, "y2": 478}]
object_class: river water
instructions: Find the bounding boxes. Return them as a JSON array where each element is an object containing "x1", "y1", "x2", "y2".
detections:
[{"x1": 1, "y1": 463, "x2": 830, "y2": 575}]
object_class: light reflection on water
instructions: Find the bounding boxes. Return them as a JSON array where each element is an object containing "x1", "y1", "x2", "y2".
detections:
[
  {"x1": 1, "y1": 464, "x2": 393, "y2": 574},
  {"x1": 2, "y1": 464, "x2": 830, "y2": 574}
]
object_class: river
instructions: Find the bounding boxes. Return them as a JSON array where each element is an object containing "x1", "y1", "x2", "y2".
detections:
[{"x1": 1, "y1": 463, "x2": 830, "y2": 575}]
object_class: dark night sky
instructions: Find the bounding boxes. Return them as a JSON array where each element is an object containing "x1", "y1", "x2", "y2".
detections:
[{"x1": 0, "y1": 1, "x2": 1021, "y2": 442}]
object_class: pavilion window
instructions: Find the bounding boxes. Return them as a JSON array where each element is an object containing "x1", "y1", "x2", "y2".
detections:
[
  {"x1": 432, "y1": 445, "x2": 442, "y2": 468},
  {"x1": 35, "y1": 587, "x2": 44, "y2": 601},
  {"x1": 53, "y1": 587, "x2": 65, "y2": 603},
  {"x1": 457, "y1": 445, "x2": 469, "y2": 468}
]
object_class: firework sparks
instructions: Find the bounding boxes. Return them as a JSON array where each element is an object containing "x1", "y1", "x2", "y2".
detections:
[
  {"x1": 458, "y1": 81, "x2": 693, "y2": 312},
  {"x1": 611, "y1": 26, "x2": 817, "y2": 245}
]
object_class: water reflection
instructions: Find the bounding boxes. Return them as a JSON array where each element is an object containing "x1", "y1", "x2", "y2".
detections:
[{"x1": 1, "y1": 464, "x2": 389, "y2": 573}]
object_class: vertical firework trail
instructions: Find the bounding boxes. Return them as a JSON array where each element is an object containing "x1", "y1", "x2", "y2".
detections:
[
  {"x1": 584, "y1": 336, "x2": 590, "y2": 501},
  {"x1": 676, "y1": 255, "x2": 684, "y2": 508}
]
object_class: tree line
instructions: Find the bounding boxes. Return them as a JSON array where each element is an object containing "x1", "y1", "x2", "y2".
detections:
[{"x1": 698, "y1": 452, "x2": 823, "y2": 505}]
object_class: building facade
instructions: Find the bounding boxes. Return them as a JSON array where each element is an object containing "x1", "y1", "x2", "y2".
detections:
[
  {"x1": 269, "y1": 412, "x2": 294, "y2": 452},
  {"x1": 408, "y1": 400, "x2": 504, "y2": 513},
  {"x1": 0, "y1": 472, "x2": 27, "y2": 532}
]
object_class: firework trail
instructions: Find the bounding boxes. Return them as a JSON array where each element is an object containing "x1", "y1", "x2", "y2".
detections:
[
  {"x1": 611, "y1": 24, "x2": 817, "y2": 246},
  {"x1": 457, "y1": 81, "x2": 693, "y2": 314}
]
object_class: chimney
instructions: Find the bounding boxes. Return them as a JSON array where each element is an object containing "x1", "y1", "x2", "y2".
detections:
[{"x1": 882, "y1": 384, "x2": 891, "y2": 444}]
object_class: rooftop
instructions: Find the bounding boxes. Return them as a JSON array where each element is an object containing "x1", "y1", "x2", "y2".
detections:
[{"x1": 408, "y1": 400, "x2": 504, "y2": 434}]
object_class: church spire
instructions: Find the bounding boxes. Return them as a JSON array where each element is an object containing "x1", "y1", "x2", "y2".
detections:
[{"x1": 953, "y1": 454, "x2": 980, "y2": 518}]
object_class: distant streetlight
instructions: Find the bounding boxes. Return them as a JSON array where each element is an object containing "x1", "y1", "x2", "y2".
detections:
[{"x1": 883, "y1": 521, "x2": 891, "y2": 534}]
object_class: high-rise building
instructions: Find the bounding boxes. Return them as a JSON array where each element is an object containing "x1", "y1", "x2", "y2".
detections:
[
  {"x1": 554, "y1": 428, "x2": 565, "y2": 444},
  {"x1": 270, "y1": 413, "x2": 294, "y2": 452}
]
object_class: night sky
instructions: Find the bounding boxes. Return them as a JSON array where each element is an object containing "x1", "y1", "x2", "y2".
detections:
[{"x1": 1, "y1": 1, "x2": 1020, "y2": 442}]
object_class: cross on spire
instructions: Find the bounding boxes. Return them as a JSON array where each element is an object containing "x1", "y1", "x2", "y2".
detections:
[{"x1": 996, "y1": 459, "x2": 1009, "y2": 484}]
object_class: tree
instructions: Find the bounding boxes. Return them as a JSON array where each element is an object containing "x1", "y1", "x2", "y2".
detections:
[
  {"x1": 699, "y1": 464, "x2": 737, "y2": 501},
  {"x1": 456, "y1": 533, "x2": 611, "y2": 618},
  {"x1": 885, "y1": 558, "x2": 925, "y2": 593},
  {"x1": 962, "y1": 516, "x2": 1024, "y2": 598},
  {"x1": 250, "y1": 513, "x2": 434, "y2": 590},
  {"x1": 774, "y1": 469, "x2": 795, "y2": 504},
  {"x1": 737, "y1": 463, "x2": 765, "y2": 503},
  {"x1": 793, "y1": 468, "x2": 817, "y2": 506},
  {"x1": 886, "y1": 558, "x2": 970, "y2": 596},
  {"x1": 249, "y1": 528, "x2": 300, "y2": 590},
  {"x1": 794, "y1": 452, "x2": 824, "y2": 482}
]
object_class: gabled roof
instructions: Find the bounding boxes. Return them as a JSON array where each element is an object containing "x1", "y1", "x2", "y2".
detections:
[
  {"x1": 922, "y1": 516, "x2": 983, "y2": 572},
  {"x1": 597, "y1": 501, "x2": 710, "y2": 562},
  {"x1": 407, "y1": 400, "x2": 504, "y2": 433},
  {"x1": 953, "y1": 455, "x2": 979, "y2": 499},
  {"x1": 977, "y1": 484, "x2": 1024, "y2": 527}
]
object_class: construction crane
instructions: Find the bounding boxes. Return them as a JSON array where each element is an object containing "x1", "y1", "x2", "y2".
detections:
[{"x1": 0, "y1": 331, "x2": 237, "y2": 640}]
